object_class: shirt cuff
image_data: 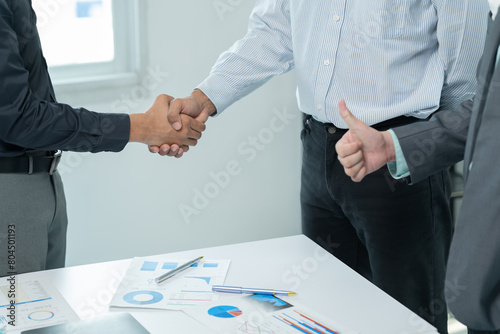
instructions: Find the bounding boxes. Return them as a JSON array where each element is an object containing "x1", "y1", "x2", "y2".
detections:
[
  {"x1": 93, "y1": 113, "x2": 130, "y2": 153},
  {"x1": 387, "y1": 129, "x2": 410, "y2": 179},
  {"x1": 197, "y1": 74, "x2": 239, "y2": 114}
]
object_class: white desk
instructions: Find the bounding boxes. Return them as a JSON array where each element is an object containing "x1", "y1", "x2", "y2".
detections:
[{"x1": 18, "y1": 235, "x2": 438, "y2": 333}]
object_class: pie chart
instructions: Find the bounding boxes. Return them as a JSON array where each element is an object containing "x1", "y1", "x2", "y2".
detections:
[
  {"x1": 123, "y1": 290, "x2": 163, "y2": 305},
  {"x1": 208, "y1": 305, "x2": 243, "y2": 318},
  {"x1": 28, "y1": 310, "x2": 55, "y2": 321}
]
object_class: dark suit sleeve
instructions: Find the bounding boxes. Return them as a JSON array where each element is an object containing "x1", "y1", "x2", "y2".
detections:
[
  {"x1": 0, "y1": 8, "x2": 130, "y2": 153},
  {"x1": 445, "y1": 70, "x2": 500, "y2": 331},
  {"x1": 391, "y1": 99, "x2": 473, "y2": 184}
]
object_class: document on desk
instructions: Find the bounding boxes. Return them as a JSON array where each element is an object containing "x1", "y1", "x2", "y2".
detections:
[
  {"x1": 0, "y1": 278, "x2": 79, "y2": 333},
  {"x1": 184, "y1": 294, "x2": 358, "y2": 334},
  {"x1": 110, "y1": 257, "x2": 231, "y2": 310}
]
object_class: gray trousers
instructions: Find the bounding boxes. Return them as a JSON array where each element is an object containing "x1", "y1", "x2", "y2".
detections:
[{"x1": 0, "y1": 171, "x2": 68, "y2": 277}]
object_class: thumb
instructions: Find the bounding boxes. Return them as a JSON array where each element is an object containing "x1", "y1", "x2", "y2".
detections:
[
  {"x1": 167, "y1": 98, "x2": 183, "y2": 131},
  {"x1": 338, "y1": 99, "x2": 364, "y2": 132}
]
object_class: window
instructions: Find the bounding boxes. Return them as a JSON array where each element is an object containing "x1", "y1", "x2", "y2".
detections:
[{"x1": 33, "y1": 0, "x2": 142, "y2": 95}]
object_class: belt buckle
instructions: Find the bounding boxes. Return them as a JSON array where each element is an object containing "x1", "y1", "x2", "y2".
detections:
[{"x1": 49, "y1": 151, "x2": 62, "y2": 175}]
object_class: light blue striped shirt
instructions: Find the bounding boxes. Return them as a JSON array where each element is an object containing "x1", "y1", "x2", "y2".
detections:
[
  {"x1": 388, "y1": 129, "x2": 411, "y2": 179},
  {"x1": 497, "y1": 45, "x2": 500, "y2": 67},
  {"x1": 198, "y1": 0, "x2": 488, "y2": 129}
]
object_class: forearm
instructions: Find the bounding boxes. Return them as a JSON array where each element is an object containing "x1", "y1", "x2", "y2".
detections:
[
  {"x1": 390, "y1": 99, "x2": 472, "y2": 184},
  {"x1": 197, "y1": 0, "x2": 294, "y2": 113},
  {"x1": 0, "y1": 99, "x2": 130, "y2": 153},
  {"x1": 129, "y1": 113, "x2": 147, "y2": 143}
]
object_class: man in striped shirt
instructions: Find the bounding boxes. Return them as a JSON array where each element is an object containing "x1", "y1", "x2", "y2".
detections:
[{"x1": 156, "y1": 1, "x2": 489, "y2": 332}]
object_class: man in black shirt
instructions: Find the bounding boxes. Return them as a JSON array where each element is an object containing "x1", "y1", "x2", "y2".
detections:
[{"x1": 0, "y1": 0, "x2": 205, "y2": 276}]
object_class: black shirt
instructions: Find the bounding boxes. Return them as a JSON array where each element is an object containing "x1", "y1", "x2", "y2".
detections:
[{"x1": 0, "y1": 0, "x2": 130, "y2": 157}]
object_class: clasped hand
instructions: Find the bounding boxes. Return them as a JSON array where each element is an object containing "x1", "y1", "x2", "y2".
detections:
[
  {"x1": 130, "y1": 94, "x2": 206, "y2": 158},
  {"x1": 148, "y1": 90, "x2": 217, "y2": 157}
]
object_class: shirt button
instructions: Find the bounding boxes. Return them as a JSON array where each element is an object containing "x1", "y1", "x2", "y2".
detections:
[
  {"x1": 328, "y1": 127, "x2": 337, "y2": 134},
  {"x1": 324, "y1": 59, "x2": 330, "y2": 66},
  {"x1": 317, "y1": 104, "x2": 323, "y2": 110},
  {"x1": 333, "y1": 15, "x2": 340, "y2": 22}
]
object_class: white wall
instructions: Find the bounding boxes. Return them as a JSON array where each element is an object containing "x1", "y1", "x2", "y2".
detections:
[{"x1": 55, "y1": 0, "x2": 302, "y2": 266}]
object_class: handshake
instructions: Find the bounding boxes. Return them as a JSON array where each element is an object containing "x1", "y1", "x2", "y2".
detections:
[
  {"x1": 132, "y1": 91, "x2": 399, "y2": 177},
  {"x1": 129, "y1": 90, "x2": 217, "y2": 158}
]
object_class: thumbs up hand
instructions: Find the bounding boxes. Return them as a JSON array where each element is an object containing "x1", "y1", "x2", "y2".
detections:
[{"x1": 335, "y1": 100, "x2": 396, "y2": 182}]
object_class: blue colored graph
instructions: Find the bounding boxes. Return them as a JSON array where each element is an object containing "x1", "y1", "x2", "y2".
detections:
[
  {"x1": 186, "y1": 276, "x2": 211, "y2": 284},
  {"x1": 248, "y1": 294, "x2": 288, "y2": 307},
  {"x1": 76, "y1": 0, "x2": 102, "y2": 18},
  {"x1": 140, "y1": 261, "x2": 158, "y2": 271},
  {"x1": 28, "y1": 311, "x2": 55, "y2": 321},
  {"x1": 208, "y1": 305, "x2": 243, "y2": 318},
  {"x1": 123, "y1": 291, "x2": 163, "y2": 305},
  {"x1": 162, "y1": 262, "x2": 178, "y2": 270}
]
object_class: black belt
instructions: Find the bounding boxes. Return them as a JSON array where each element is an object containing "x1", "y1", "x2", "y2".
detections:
[
  {"x1": 306, "y1": 114, "x2": 424, "y2": 133},
  {"x1": 0, "y1": 151, "x2": 62, "y2": 175}
]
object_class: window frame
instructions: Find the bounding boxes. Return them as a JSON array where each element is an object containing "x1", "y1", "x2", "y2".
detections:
[{"x1": 41, "y1": 0, "x2": 145, "y2": 102}]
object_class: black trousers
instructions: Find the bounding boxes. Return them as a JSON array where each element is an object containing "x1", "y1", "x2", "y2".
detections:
[{"x1": 300, "y1": 115, "x2": 453, "y2": 334}]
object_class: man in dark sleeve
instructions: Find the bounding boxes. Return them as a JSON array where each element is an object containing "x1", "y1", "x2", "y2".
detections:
[{"x1": 0, "y1": 0, "x2": 205, "y2": 277}]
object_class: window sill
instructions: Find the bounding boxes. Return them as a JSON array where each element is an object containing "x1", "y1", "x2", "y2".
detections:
[{"x1": 52, "y1": 72, "x2": 141, "y2": 107}]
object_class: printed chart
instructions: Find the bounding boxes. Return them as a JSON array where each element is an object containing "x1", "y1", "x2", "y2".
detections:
[
  {"x1": 110, "y1": 257, "x2": 230, "y2": 310},
  {"x1": 208, "y1": 305, "x2": 243, "y2": 318},
  {"x1": 0, "y1": 278, "x2": 79, "y2": 333},
  {"x1": 184, "y1": 294, "x2": 358, "y2": 334}
]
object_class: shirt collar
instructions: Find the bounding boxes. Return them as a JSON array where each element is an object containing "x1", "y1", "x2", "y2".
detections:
[{"x1": 490, "y1": 0, "x2": 500, "y2": 20}]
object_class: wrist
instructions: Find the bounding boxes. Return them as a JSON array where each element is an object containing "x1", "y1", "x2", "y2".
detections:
[
  {"x1": 381, "y1": 131, "x2": 396, "y2": 163},
  {"x1": 192, "y1": 89, "x2": 216, "y2": 116},
  {"x1": 129, "y1": 114, "x2": 148, "y2": 143}
]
